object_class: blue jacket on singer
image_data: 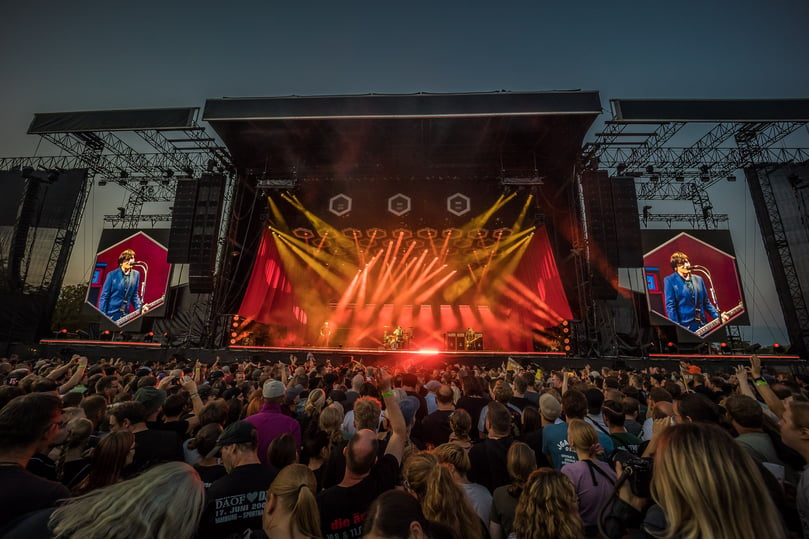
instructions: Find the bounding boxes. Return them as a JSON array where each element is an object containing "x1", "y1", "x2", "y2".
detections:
[
  {"x1": 98, "y1": 267, "x2": 142, "y2": 321},
  {"x1": 663, "y1": 272, "x2": 718, "y2": 332}
]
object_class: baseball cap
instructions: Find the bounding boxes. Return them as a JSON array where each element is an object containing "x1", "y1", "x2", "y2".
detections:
[
  {"x1": 207, "y1": 421, "x2": 257, "y2": 458},
  {"x1": 424, "y1": 380, "x2": 441, "y2": 392},
  {"x1": 263, "y1": 380, "x2": 286, "y2": 399},
  {"x1": 539, "y1": 393, "x2": 562, "y2": 422},
  {"x1": 399, "y1": 396, "x2": 420, "y2": 426},
  {"x1": 134, "y1": 386, "x2": 167, "y2": 415}
]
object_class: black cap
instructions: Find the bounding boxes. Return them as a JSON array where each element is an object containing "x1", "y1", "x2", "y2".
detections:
[{"x1": 207, "y1": 420, "x2": 257, "y2": 458}]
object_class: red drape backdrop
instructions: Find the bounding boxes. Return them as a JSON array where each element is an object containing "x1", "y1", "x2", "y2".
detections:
[{"x1": 239, "y1": 227, "x2": 572, "y2": 350}]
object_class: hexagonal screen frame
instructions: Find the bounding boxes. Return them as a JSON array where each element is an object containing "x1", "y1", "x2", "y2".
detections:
[
  {"x1": 643, "y1": 232, "x2": 745, "y2": 338},
  {"x1": 85, "y1": 231, "x2": 171, "y2": 327}
]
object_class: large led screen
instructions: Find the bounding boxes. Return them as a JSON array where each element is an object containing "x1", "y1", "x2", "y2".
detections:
[
  {"x1": 86, "y1": 231, "x2": 171, "y2": 327},
  {"x1": 643, "y1": 231, "x2": 746, "y2": 338}
]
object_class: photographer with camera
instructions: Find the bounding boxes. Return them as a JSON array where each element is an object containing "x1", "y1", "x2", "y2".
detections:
[{"x1": 602, "y1": 422, "x2": 785, "y2": 539}]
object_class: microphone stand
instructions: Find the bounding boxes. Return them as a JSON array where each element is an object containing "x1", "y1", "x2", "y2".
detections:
[
  {"x1": 689, "y1": 265, "x2": 720, "y2": 312},
  {"x1": 133, "y1": 262, "x2": 149, "y2": 308}
]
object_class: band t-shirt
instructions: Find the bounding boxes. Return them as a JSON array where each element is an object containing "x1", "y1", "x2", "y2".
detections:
[
  {"x1": 542, "y1": 422, "x2": 615, "y2": 470},
  {"x1": 199, "y1": 463, "x2": 278, "y2": 539},
  {"x1": 194, "y1": 463, "x2": 228, "y2": 490},
  {"x1": 317, "y1": 453, "x2": 399, "y2": 539}
]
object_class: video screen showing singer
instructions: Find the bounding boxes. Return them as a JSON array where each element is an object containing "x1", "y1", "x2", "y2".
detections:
[
  {"x1": 98, "y1": 249, "x2": 148, "y2": 321},
  {"x1": 664, "y1": 251, "x2": 727, "y2": 332}
]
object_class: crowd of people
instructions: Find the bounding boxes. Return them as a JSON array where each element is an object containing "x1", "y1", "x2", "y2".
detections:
[{"x1": 0, "y1": 351, "x2": 807, "y2": 538}]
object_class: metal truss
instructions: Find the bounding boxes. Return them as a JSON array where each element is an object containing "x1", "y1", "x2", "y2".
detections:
[
  {"x1": 619, "y1": 122, "x2": 686, "y2": 168},
  {"x1": 746, "y1": 166, "x2": 809, "y2": 356},
  {"x1": 103, "y1": 213, "x2": 173, "y2": 228},
  {"x1": 596, "y1": 146, "x2": 809, "y2": 176},
  {"x1": 640, "y1": 212, "x2": 729, "y2": 228}
]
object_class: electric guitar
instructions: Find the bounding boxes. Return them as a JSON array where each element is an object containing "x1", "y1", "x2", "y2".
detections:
[
  {"x1": 695, "y1": 301, "x2": 744, "y2": 337},
  {"x1": 465, "y1": 333, "x2": 483, "y2": 349},
  {"x1": 115, "y1": 295, "x2": 166, "y2": 327}
]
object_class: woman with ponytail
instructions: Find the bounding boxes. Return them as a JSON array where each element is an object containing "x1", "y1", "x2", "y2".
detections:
[
  {"x1": 54, "y1": 417, "x2": 93, "y2": 487},
  {"x1": 188, "y1": 423, "x2": 226, "y2": 489},
  {"x1": 262, "y1": 463, "x2": 322, "y2": 539},
  {"x1": 560, "y1": 418, "x2": 616, "y2": 535},
  {"x1": 402, "y1": 451, "x2": 483, "y2": 539}
]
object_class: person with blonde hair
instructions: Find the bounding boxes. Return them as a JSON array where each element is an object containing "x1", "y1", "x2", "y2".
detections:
[
  {"x1": 489, "y1": 441, "x2": 536, "y2": 539},
  {"x1": 433, "y1": 443, "x2": 492, "y2": 526},
  {"x1": 402, "y1": 451, "x2": 484, "y2": 539},
  {"x1": 652, "y1": 422, "x2": 784, "y2": 539},
  {"x1": 610, "y1": 422, "x2": 786, "y2": 539},
  {"x1": 4, "y1": 461, "x2": 205, "y2": 538},
  {"x1": 561, "y1": 419, "x2": 616, "y2": 534},
  {"x1": 301, "y1": 388, "x2": 326, "y2": 437},
  {"x1": 262, "y1": 464, "x2": 322, "y2": 539},
  {"x1": 512, "y1": 468, "x2": 584, "y2": 539}
]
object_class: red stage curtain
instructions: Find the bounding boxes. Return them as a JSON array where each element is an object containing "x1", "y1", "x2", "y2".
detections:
[
  {"x1": 238, "y1": 229, "x2": 299, "y2": 326},
  {"x1": 514, "y1": 227, "x2": 573, "y2": 323}
]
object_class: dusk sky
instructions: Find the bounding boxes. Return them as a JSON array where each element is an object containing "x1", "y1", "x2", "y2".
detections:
[{"x1": 1, "y1": 1, "x2": 807, "y2": 346}]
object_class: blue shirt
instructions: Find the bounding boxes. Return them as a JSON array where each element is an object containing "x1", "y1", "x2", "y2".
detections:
[{"x1": 541, "y1": 421, "x2": 615, "y2": 470}]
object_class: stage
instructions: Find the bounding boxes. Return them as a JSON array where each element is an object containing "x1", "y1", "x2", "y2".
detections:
[{"x1": 28, "y1": 339, "x2": 805, "y2": 373}]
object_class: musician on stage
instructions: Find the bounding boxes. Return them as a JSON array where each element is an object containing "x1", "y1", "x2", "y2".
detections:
[
  {"x1": 465, "y1": 327, "x2": 479, "y2": 350},
  {"x1": 663, "y1": 251, "x2": 727, "y2": 332},
  {"x1": 320, "y1": 321, "x2": 333, "y2": 347},
  {"x1": 98, "y1": 249, "x2": 147, "y2": 322}
]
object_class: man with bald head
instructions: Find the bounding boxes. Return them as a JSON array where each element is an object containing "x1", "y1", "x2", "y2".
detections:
[
  {"x1": 641, "y1": 387, "x2": 674, "y2": 441},
  {"x1": 317, "y1": 371, "x2": 406, "y2": 539}
]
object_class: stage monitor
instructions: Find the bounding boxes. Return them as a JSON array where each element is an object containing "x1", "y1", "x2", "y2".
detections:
[
  {"x1": 642, "y1": 230, "x2": 747, "y2": 339},
  {"x1": 85, "y1": 230, "x2": 171, "y2": 328}
]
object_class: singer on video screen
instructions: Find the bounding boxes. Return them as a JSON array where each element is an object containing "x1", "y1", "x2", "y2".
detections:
[
  {"x1": 98, "y1": 249, "x2": 149, "y2": 321},
  {"x1": 664, "y1": 251, "x2": 727, "y2": 332}
]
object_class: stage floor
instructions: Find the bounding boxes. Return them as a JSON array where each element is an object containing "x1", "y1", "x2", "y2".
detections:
[{"x1": 28, "y1": 339, "x2": 805, "y2": 372}]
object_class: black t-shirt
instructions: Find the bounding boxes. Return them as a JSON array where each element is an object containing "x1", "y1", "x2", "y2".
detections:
[
  {"x1": 405, "y1": 390, "x2": 429, "y2": 422},
  {"x1": 456, "y1": 395, "x2": 489, "y2": 440},
  {"x1": 130, "y1": 428, "x2": 183, "y2": 473},
  {"x1": 194, "y1": 463, "x2": 228, "y2": 489},
  {"x1": 419, "y1": 410, "x2": 454, "y2": 449},
  {"x1": 321, "y1": 439, "x2": 349, "y2": 490},
  {"x1": 26, "y1": 453, "x2": 57, "y2": 481},
  {"x1": 317, "y1": 453, "x2": 399, "y2": 539},
  {"x1": 149, "y1": 419, "x2": 191, "y2": 440},
  {"x1": 61, "y1": 457, "x2": 91, "y2": 488},
  {"x1": 0, "y1": 465, "x2": 70, "y2": 532},
  {"x1": 468, "y1": 436, "x2": 514, "y2": 493},
  {"x1": 199, "y1": 463, "x2": 278, "y2": 539},
  {"x1": 509, "y1": 396, "x2": 531, "y2": 412}
]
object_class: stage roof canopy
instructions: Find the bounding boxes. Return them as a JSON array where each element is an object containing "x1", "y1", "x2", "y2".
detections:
[
  {"x1": 203, "y1": 91, "x2": 602, "y2": 179},
  {"x1": 611, "y1": 98, "x2": 809, "y2": 122}
]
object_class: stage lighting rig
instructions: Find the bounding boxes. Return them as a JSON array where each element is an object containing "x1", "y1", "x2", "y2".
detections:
[
  {"x1": 501, "y1": 175, "x2": 544, "y2": 186},
  {"x1": 257, "y1": 179, "x2": 298, "y2": 190}
]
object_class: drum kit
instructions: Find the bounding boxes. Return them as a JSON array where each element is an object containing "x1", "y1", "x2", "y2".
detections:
[{"x1": 383, "y1": 325, "x2": 413, "y2": 350}]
